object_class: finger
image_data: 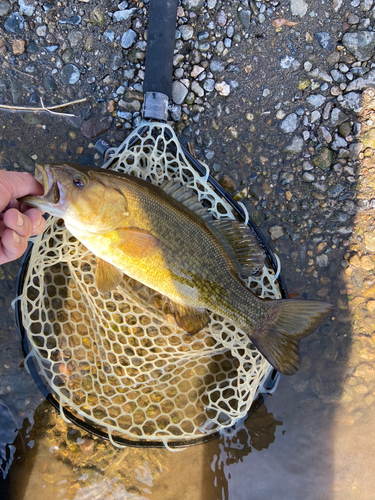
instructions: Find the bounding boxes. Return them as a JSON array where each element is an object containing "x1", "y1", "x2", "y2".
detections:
[
  {"x1": 23, "y1": 208, "x2": 46, "y2": 236},
  {"x1": 0, "y1": 228, "x2": 29, "y2": 265},
  {"x1": 0, "y1": 171, "x2": 43, "y2": 202},
  {"x1": 3, "y1": 209, "x2": 32, "y2": 238}
]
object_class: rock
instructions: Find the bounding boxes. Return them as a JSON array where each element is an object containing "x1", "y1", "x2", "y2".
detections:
[
  {"x1": 340, "y1": 92, "x2": 362, "y2": 113},
  {"x1": 44, "y1": 74, "x2": 56, "y2": 91},
  {"x1": 4, "y1": 13, "x2": 25, "y2": 34},
  {"x1": 118, "y1": 99, "x2": 141, "y2": 112},
  {"x1": 280, "y1": 56, "x2": 300, "y2": 71},
  {"x1": 18, "y1": 0, "x2": 35, "y2": 16},
  {"x1": 361, "y1": 255, "x2": 375, "y2": 271},
  {"x1": 110, "y1": 51, "x2": 123, "y2": 71},
  {"x1": 68, "y1": 30, "x2": 82, "y2": 47},
  {"x1": 362, "y1": 128, "x2": 375, "y2": 149},
  {"x1": 313, "y1": 147, "x2": 333, "y2": 170},
  {"x1": 191, "y1": 81, "x2": 204, "y2": 97},
  {"x1": 219, "y1": 175, "x2": 236, "y2": 192},
  {"x1": 283, "y1": 136, "x2": 304, "y2": 153},
  {"x1": 113, "y1": 8, "x2": 136, "y2": 22},
  {"x1": 269, "y1": 226, "x2": 284, "y2": 239},
  {"x1": 316, "y1": 254, "x2": 328, "y2": 267},
  {"x1": 203, "y1": 79, "x2": 215, "y2": 92},
  {"x1": 315, "y1": 32, "x2": 335, "y2": 51},
  {"x1": 121, "y1": 29, "x2": 137, "y2": 49},
  {"x1": 302, "y1": 172, "x2": 315, "y2": 182},
  {"x1": 210, "y1": 59, "x2": 226, "y2": 73},
  {"x1": 12, "y1": 39, "x2": 25, "y2": 55},
  {"x1": 0, "y1": 1, "x2": 12, "y2": 17},
  {"x1": 346, "y1": 69, "x2": 375, "y2": 92},
  {"x1": 182, "y1": 0, "x2": 205, "y2": 9},
  {"x1": 172, "y1": 81, "x2": 188, "y2": 105},
  {"x1": 290, "y1": 0, "x2": 308, "y2": 17},
  {"x1": 215, "y1": 81, "x2": 230, "y2": 96},
  {"x1": 279, "y1": 171, "x2": 294, "y2": 184},
  {"x1": 342, "y1": 32, "x2": 375, "y2": 61},
  {"x1": 280, "y1": 113, "x2": 298, "y2": 133},
  {"x1": 103, "y1": 29, "x2": 114, "y2": 42},
  {"x1": 60, "y1": 64, "x2": 80, "y2": 85},
  {"x1": 364, "y1": 232, "x2": 375, "y2": 252},
  {"x1": 333, "y1": 0, "x2": 343, "y2": 10},
  {"x1": 298, "y1": 78, "x2": 310, "y2": 90},
  {"x1": 216, "y1": 10, "x2": 227, "y2": 27},
  {"x1": 90, "y1": 6, "x2": 106, "y2": 26},
  {"x1": 81, "y1": 116, "x2": 113, "y2": 139},
  {"x1": 306, "y1": 94, "x2": 326, "y2": 108},
  {"x1": 179, "y1": 25, "x2": 194, "y2": 40},
  {"x1": 238, "y1": 10, "x2": 251, "y2": 29}
]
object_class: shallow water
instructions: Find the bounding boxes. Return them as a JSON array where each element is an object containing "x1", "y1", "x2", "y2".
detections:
[{"x1": 1, "y1": 89, "x2": 375, "y2": 500}]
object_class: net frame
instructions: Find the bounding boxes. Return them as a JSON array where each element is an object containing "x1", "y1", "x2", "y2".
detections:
[{"x1": 15, "y1": 122, "x2": 283, "y2": 448}]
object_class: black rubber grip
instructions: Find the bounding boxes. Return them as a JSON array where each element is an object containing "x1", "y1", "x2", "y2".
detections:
[{"x1": 143, "y1": 0, "x2": 179, "y2": 97}]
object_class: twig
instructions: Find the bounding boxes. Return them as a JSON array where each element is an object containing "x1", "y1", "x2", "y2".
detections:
[{"x1": 0, "y1": 97, "x2": 87, "y2": 117}]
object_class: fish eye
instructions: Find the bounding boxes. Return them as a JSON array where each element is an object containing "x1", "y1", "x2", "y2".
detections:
[{"x1": 73, "y1": 176, "x2": 86, "y2": 188}]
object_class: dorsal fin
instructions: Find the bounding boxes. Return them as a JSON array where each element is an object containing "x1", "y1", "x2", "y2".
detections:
[
  {"x1": 161, "y1": 179, "x2": 265, "y2": 275},
  {"x1": 160, "y1": 179, "x2": 212, "y2": 222},
  {"x1": 209, "y1": 219, "x2": 265, "y2": 276}
]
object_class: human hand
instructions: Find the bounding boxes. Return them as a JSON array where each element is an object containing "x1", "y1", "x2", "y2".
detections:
[{"x1": 0, "y1": 170, "x2": 46, "y2": 265}]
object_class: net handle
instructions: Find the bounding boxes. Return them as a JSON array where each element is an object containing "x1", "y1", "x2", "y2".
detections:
[{"x1": 143, "y1": 0, "x2": 179, "y2": 121}]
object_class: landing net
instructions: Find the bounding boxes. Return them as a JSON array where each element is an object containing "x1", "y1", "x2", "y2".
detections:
[{"x1": 18, "y1": 122, "x2": 281, "y2": 447}]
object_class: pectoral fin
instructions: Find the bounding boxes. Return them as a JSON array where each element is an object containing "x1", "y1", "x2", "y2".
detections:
[
  {"x1": 95, "y1": 258, "x2": 123, "y2": 294},
  {"x1": 168, "y1": 300, "x2": 209, "y2": 334},
  {"x1": 116, "y1": 228, "x2": 159, "y2": 258}
]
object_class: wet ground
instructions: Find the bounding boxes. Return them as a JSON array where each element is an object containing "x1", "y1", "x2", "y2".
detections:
[{"x1": 1, "y1": 0, "x2": 375, "y2": 499}]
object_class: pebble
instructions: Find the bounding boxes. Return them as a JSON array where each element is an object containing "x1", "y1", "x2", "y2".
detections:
[
  {"x1": 215, "y1": 81, "x2": 230, "y2": 96},
  {"x1": 60, "y1": 64, "x2": 80, "y2": 85},
  {"x1": 340, "y1": 92, "x2": 362, "y2": 113},
  {"x1": 280, "y1": 113, "x2": 298, "y2": 133},
  {"x1": 306, "y1": 94, "x2": 326, "y2": 108},
  {"x1": 0, "y1": 1, "x2": 12, "y2": 17},
  {"x1": 121, "y1": 29, "x2": 137, "y2": 49},
  {"x1": 216, "y1": 10, "x2": 227, "y2": 27},
  {"x1": 81, "y1": 116, "x2": 113, "y2": 139},
  {"x1": 316, "y1": 254, "x2": 328, "y2": 267},
  {"x1": 280, "y1": 56, "x2": 300, "y2": 71},
  {"x1": 180, "y1": 25, "x2": 194, "y2": 40},
  {"x1": 346, "y1": 70, "x2": 375, "y2": 92},
  {"x1": 182, "y1": 0, "x2": 205, "y2": 9},
  {"x1": 364, "y1": 233, "x2": 375, "y2": 252},
  {"x1": 290, "y1": 0, "x2": 308, "y2": 17},
  {"x1": 113, "y1": 9, "x2": 136, "y2": 22},
  {"x1": 284, "y1": 136, "x2": 304, "y2": 154},
  {"x1": 342, "y1": 31, "x2": 375, "y2": 61},
  {"x1": 314, "y1": 32, "x2": 335, "y2": 51},
  {"x1": 268, "y1": 226, "x2": 284, "y2": 240},
  {"x1": 4, "y1": 13, "x2": 24, "y2": 34},
  {"x1": 172, "y1": 81, "x2": 188, "y2": 105},
  {"x1": 238, "y1": 10, "x2": 251, "y2": 29},
  {"x1": 12, "y1": 39, "x2": 25, "y2": 55},
  {"x1": 18, "y1": 0, "x2": 35, "y2": 16},
  {"x1": 203, "y1": 79, "x2": 215, "y2": 92},
  {"x1": 103, "y1": 29, "x2": 114, "y2": 42}
]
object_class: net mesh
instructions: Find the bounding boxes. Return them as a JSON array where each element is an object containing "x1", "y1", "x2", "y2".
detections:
[{"x1": 18, "y1": 122, "x2": 282, "y2": 446}]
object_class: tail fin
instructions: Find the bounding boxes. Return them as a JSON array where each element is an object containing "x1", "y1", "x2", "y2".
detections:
[{"x1": 251, "y1": 300, "x2": 333, "y2": 376}]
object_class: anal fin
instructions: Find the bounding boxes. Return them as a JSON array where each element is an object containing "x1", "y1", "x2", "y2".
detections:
[{"x1": 168, "y1": 300, "x2": 209, "y2": 335}]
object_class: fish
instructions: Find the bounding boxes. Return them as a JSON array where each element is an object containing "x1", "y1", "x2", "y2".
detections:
[{"x1": 20, "y1": 162, "x2": 333, "y2": 376}]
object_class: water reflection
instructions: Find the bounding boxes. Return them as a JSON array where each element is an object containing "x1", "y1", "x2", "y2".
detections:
[{"x1": 3, "y1": 394, "x2": 283, "y2": 500}]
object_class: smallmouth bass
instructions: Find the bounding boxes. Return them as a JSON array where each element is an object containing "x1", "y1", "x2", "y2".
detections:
[{"x1": 21, "y1": 163, "x2": 333, "y2": 375}]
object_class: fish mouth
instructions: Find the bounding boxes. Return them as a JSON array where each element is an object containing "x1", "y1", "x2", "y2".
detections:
[
  {"x1": 35, "y1": 164, "x2": 61, "y2": 204},
  {"x1": 19, "y1": 163, "x2": 61, "y2": 208}
]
